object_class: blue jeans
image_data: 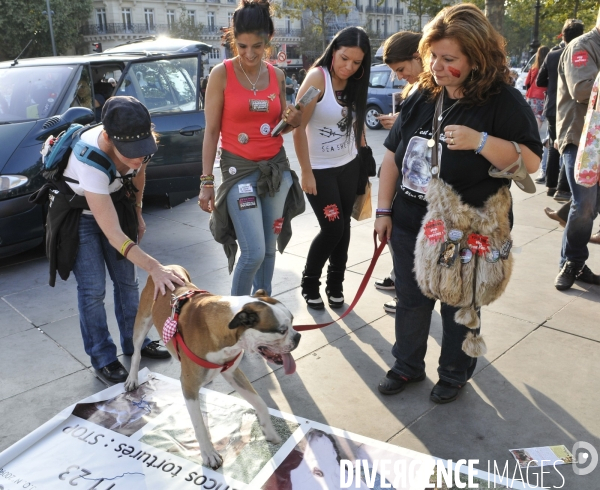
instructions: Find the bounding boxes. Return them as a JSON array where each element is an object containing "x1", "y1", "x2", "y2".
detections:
[
  {"x1": 72, "y1": 215, "x2": 151, "y2": 370},
  {"x1": 560, "y1": 144, "x2": 600, "y2": 268},
  {"x1": 389, "y1": 198, "x2": 477, "y2": 386},
  {"x1": 227, "y1": 169, "x2": 293, "y2": 296}
]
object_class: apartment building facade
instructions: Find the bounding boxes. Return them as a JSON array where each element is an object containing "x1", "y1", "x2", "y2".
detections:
[{"x1": 81, "y1": 0, "x2": 423, "y2": 70}]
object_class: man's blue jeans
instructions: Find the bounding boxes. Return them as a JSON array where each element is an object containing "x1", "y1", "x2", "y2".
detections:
[
  {"x1": 390, "y1": 198, "x2": 477, "y2": 386},
  {"x1": 561, "y1": 144, "x2": 600, "y2": 268},
  {"x1": 226, "y1": 169, "x2": 293, "y2": 296},
  {"x1": 73, "y1": 215, "x2": 151, "y2": 370}
]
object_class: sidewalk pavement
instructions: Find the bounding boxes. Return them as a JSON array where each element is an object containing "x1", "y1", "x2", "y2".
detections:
[{"x1": 1, "y1": 129, "x2": 599, "y2": 489}]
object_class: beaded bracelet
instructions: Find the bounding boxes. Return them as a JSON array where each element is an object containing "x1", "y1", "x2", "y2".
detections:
[
  {"x1": 475, "y1": 132, "x2": 488, "y2": 154},
  {"x1": 200, "y1": 174, "x2": 215, "y2": 182},
  {"x1": 376, "y1": 214, "x2": 392, "y2": 218},
  {"x1": 123, "y1": 242, "x2": 136, "y2": 258},
  {"x1": 376, "y1": 208, "x2": 392, "y2": 213},
  {"x1": 201, "y1": 184, "x2": 215, "y2": 189},
  {"x1": 120, "y1": 238, "x2": 134, "y2": 256}
]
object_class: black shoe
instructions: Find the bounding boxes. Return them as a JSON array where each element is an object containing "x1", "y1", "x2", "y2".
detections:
[
  {"x1": 378, "y1": 371, "x2": 426, "y2": 395},
  {"x1": 430, "y1": 379, "x2": 463, "y2": 404},
  {"x1": 141, "y1": 340, "x2": 171, "y2": 359},
  {"x1": 554, "y1": 190, "x2": 572, "y2": 202},
  {"x1": 547, "y1": 187, "x2": 557, "y2": 197},
  {"x1": 99, "y1": 360, "x2": 128, "y2": 383},
  {"x1": 325, "y1": 288, "x2": 344, "y2": 309},
  {"x1": 303, "y1": 292, "x2": 325, "y2": 310},
  {"x1": 302, "y1": 272, "x2": 324, "y2": 310},
  {"x1": 554, "y1": 261, "x2": 581, "y2": 291},
  {"x1": 576, "y1": 265, "x2": 600, "y2": 285},
  {"x1": 535, "y1": 174, "x2": 546, "y2": 184},
  {"x1": 374, "y1": 276, "x2": 395, "y2": 290},
  {"x1": 383, "y1": 298, "x2": 397, "y2": 313}
]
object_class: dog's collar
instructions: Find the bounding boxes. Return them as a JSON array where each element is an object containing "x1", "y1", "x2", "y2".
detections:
[{"x1": 163, "y1": 289, "x2": 241, "y2": 372}]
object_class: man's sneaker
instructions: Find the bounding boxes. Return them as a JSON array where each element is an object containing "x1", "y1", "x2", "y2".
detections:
[
  {"x1": 547, "y1": 187, "x2": 557, "y2": 197},
  {"x1": 378, "y1": 371, "x2": 426, "y2": 395},
  {"x1": 534, "y1": 174, "x2": 546, "y2": 184},
  {"x1": 576, "y1": 265, "x2": 600, "y2": 285},
  {"x1": 384, "y1": 298, "x2": 397, "y2": 313},
  {"x1": 553, "y1": 190, "x2": 572, "y2": 202},
  {"x1": 374, "y1": 276, "x2": 395, "y2": 290},
  {"x1": 141, "y1": 340, "x2": 171, "y2": 359},
  {"x1": 554, "y1": 261, "x2": 581, "y2": 291}
]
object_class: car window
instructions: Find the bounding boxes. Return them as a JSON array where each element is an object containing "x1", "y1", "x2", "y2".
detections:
[
  {"x1": 117, "y1": 57, "x2": 198, "y2": 113},
  {"x1": 69, "y1": 67, "x2": 94, "y2": 111},
  {"x1": 369, "y1": 70, "x2": 390, "y2": 89},
  {"x1": 0, "y1": 65, "x2": 75, "y2": 122}
]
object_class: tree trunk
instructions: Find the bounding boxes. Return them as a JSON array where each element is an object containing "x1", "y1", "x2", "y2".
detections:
[{"x1": 485, "y1": 0, "x2": 504, "y2": 34}]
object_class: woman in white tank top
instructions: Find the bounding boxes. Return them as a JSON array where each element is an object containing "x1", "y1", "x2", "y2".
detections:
[{"x1": 293, "y1": 27, "x2": 372, "y2": 310}]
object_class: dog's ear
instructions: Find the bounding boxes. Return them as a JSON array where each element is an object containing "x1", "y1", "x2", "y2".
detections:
[
  {"x1": 229, "y1": 310, "x2": 260, "y2": 329},
  {"x1": 253, "y1": 289, "x2": 268, "y2": 297}
]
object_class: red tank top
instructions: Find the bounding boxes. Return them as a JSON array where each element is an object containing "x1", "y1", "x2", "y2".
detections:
[{"x1": 221, "y1": 59, "x2": 283, "y2": 161}]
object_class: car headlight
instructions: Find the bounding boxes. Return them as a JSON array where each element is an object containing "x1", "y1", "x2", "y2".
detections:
[{"x1": 0, "y1": 175, "x2": 29, "y2": 192}]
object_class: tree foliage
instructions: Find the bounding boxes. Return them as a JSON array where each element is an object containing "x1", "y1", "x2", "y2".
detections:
[
  {"x1": 170, "y1": 7, "x2": 205, "y2": 41},
  {"x1": 0, "y1": 0, "x2": 92, "y2": 61},
  {"x1": 274, "y1": 0, "x2": 354, "y2": 51},
  {"x1": 504, "y1": 0, "x2": 598, "y2": 61},
  {"x1": 406, "y1": 0, "x2": 445, "y2": 31}
]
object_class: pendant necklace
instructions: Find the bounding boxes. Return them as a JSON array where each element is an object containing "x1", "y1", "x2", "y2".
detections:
[
  {"x1": 238, "y1": 57, "x2": 262, "y2": 96},
  {"x1": 427, "y1": 91, "x2": 460, "y2": 148}
]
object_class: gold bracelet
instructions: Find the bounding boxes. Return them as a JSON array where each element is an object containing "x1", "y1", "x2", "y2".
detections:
[
  {"x1": 123, "y1": 242, "x2": 136, "y2": 258},
  {"x1": 135, "y1": 202, "x2": 143, "y2": 209},
  {"x1": 120, "y1": 238, "x2": 133, "y2": 256}
]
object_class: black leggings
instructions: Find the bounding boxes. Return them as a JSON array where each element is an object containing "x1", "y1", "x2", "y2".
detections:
[{"x1": 304, "y1": 156, "x2": 360, "y2": 277}]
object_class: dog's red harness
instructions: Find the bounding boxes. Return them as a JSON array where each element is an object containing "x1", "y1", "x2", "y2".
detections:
[{"x1": 164, "y1": 289, "x2": 241, "y2": 372}]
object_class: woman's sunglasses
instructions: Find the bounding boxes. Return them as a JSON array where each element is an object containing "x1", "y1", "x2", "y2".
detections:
[{"x1": 142, "y1": 154, "x2": 154, "y2": 164}]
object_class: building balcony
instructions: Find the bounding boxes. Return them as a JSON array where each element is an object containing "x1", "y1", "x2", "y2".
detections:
[
  {"x1": 365, "y1": 5, "x2": 393, "y2": 14},
  {"x1": 275, "y1": 28, "x2": 303, "y2": 38},
  {"x1": 394, "y1": 7, "x2": 404, "y2": 14},
  {"x1": 81, "y1": 23, "x2": 176, "y2": 36}
]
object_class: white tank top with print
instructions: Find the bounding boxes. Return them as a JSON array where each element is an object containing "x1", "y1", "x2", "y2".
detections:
[{"x1": 305, "y1": 67, "x2": 358, "y2": 169}]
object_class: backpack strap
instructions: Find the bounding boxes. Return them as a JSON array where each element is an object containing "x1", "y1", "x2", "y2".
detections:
[{"x1": 72, "y1": 140, "x2": 117, "y2": 185}]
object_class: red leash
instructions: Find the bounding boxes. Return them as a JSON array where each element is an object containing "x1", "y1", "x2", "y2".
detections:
[{"x1": 294, "y1": 231, "x2": 388, "y2": 332}]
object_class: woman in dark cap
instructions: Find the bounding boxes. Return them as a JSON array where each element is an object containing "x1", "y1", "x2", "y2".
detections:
[{"x1": 46, "y1": 95, "x2": 184, "y2": 383}]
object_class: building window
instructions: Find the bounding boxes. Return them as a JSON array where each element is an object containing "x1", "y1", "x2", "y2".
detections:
[
  {"x1": 210, "y1": 48, "x2": 220, "y2": 59},
  {"x1": 383, "y1": 19, "x2": 387, "y2": 36},
  {"x1": 396, "y1": 20, "x2": 400, "y2": 31},
  {"x1": 285, "y1": 16, "x2": 291, "y2": 34},
  {"x1": 376, "y1": 19, "x2": 380, "y2": 33},
  {"x1": 227, "y1": 12, "x2": 233, "y2": 27},
  {"x1": 208, "y1": 11, "x2": 215, "y2": 31},
  {"x1": 122, "y1": 8, "x2": 132, "y2": 30},
  {"x1": 144, "y1": 9, "x2": 155, "y2": 30},
  {"x1": 96, "y1": 8, "x2": 107, "y2": 32},
  {"x1": 167, "y1": 10, "x2": 175, "y2": 29},
  {"x1": 188, "y1": 10, "x2": 196, "y2": 26}
]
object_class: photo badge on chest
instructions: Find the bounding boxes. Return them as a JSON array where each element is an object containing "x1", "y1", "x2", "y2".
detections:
[{"x1": 249, "y1": 99, "x2": 269, "y2": 112}]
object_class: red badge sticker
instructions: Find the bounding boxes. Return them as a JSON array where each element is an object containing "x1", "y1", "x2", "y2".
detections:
[
  {"x1": 467, "y1": 233, "x2": 491, "y2": 256},
  {"x1": 273, "y1": 217, "x2": 284, "y2": 234},
  {"x1": 323, "y1": 204, "x2": 340, "y2": 222},
  {"x1": 424, "y1": 219, "x2": 445, "y2": 242},
  {"x1": 572, "y1": 50, "x2": 588, "y2": 68}
]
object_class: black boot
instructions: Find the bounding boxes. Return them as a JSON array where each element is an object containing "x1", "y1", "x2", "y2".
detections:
[
  {"x1": 301, "y1": 271, "x2": 324, "y2": 310},
  {"x1": 326, "y1": 266, "x2": 345, "y2": 309}
]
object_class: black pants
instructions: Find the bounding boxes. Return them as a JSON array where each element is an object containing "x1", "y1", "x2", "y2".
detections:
[
  {"x1": 304, "y1": 157, "x2": 360, "y2": 278},
  {"x1": 545, "y1": 115, "x2": 561, "y2": 189}
]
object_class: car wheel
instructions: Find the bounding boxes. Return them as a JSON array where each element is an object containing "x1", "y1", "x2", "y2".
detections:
[{"x1": 366, "y1": 106, "x2": 382, "y2": 130}]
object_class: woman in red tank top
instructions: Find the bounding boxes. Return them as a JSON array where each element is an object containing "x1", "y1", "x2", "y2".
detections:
[{"x1": 198, "y1": 0, "x2": 304, "y2": 296}]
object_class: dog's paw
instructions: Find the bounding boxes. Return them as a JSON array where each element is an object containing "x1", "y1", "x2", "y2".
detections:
[
  {"x1": 262, "y1": 426, "x2": 281, "y2": 445},
  {"x1": 201, "y1": 448, "x2": 223, "y2": 470},
  {"x1": 124, "y1": 377, "x2": 139, "y2": 392}
]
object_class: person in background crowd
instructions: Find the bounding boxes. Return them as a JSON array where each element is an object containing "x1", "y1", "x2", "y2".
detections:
[
  {"x1": 553, "y1": 8, "x2": 600, "y2": 290},
  {"x1": 108, "y1": 77, "x2": 117, "y2": 88},
  {"x1": 537, "y1": 19, "x2": 584, "y2": 197},
  {"x1": 44, "y1": 96, "x2": 184, "y2": 383},
  {"x1": 284, "y1": 70, "x2": 295, "y2": 103},
  {"x1": 375, "y1": 4, "x2": 542, "y2": 404},
  {"x1": 198, "y1": 0, "x2": 304, "y2": 296},
  {"x1": 298, "y1": 68, "x2": 307, "y2": 85},
  {"x1": 526, "y1": 45, "x2": 550, "y2": 130},
  {"x1": 294, "y1": 26, "x2": 371, "y2": 310}
]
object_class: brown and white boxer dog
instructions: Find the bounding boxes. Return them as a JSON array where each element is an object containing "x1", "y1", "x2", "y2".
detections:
[{"x1": 124, "y1": 265, "x2": 300, "y2": 469}]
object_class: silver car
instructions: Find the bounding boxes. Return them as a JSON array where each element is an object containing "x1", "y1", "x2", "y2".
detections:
[{"x1": 366, "y1": 64, "x2": 406, "y2": 130}]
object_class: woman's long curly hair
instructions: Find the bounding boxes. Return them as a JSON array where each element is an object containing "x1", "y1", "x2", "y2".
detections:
[{"x1": 418, "y1": 3, "x2": 510, "y2": 105}]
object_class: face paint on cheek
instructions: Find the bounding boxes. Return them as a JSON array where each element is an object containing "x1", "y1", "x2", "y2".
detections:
[{"x1": 448, "y1": 67, "x2": 461, "y2": 78}]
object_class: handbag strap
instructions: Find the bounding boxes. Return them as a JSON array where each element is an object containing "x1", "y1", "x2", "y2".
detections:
[{"x1": 430, "y1": 94, "x2": 444, "y2": 179}]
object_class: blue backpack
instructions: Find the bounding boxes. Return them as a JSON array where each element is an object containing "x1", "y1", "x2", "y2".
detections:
[{"x1": 41, "y1": 123, "x2": 117, "y2": 185}]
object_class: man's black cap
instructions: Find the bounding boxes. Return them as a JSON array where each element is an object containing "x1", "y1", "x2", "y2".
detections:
[{"x1": 101, "y1": 96, "x2": 158, "y2": 158}]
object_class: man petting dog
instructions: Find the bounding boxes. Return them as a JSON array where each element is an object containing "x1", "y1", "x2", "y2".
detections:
[{"x1": 124, "y1": 265, "x2": 301, "y2": 469}]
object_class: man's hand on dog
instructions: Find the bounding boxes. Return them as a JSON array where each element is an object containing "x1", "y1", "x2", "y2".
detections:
[{"x1": 150, "y1": 264, "x2": 186, "y2": 299}]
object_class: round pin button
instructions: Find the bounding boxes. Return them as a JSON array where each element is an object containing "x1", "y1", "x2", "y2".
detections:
[
  {"x1": 448, "y1": 229, "x2": 463, "y2": 242},
  {"x1": 229, "y1": 166, "x2": 237, "y2": 175},
  {"x1": 238, "y1": 133, "x2": 249, "y2": 144},
  {"x1": 485, "y1": 249, "x2": 500, "y2": 263},
  {"x1": 431, "y1": 167, "x2": 439, "y2": 175},
  {"x1": 459, "y1": 248, "x2": 473, "y2": 264}
]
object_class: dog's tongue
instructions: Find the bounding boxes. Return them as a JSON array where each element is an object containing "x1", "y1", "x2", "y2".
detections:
[{"x1": 282, "y1": 353, "x2": 296, "y2": 375}]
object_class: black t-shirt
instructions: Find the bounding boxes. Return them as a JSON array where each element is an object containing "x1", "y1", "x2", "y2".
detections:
[{"x1": 384, "y1": 85, "x2": 543, "y2": 208}]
